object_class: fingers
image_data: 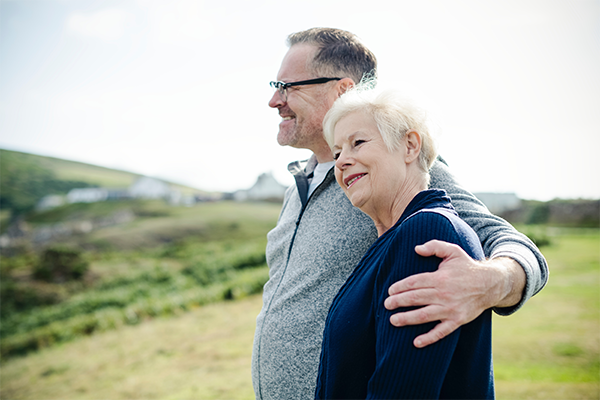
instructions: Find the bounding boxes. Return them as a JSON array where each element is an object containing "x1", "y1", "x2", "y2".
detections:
[
  {"x1": 388, "y1": 304, "x2": 445, "y2": 327},
  {"x1": 412, "y1": 320, "x2": 460, "y2": 348},
  {"x1": 388, "y1": 306, "x2": 461, "y2": 348},
  {"x1": 384, "y1": 288, "x2": 438, "y2": 310},
  {"x1": 414, "y1": 239, "x2": 463, "y2": 259},
  {"x1": 387, "y1": 272, "x2": 435, "y2": 296}
]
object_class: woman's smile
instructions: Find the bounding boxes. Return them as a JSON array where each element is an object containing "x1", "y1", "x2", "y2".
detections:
[{"x1": 344, "y1": 173, "x2": 368, "y2": 189}]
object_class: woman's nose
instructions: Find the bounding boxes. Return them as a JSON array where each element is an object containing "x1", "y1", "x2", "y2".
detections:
[{"x1": 335, "y1": 151, "x2": 352, "y2": 170}]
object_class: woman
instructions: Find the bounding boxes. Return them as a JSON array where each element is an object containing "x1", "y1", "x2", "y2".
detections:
[{"x1": 315, "y1": 87, "x2": 494, "y2": 399}]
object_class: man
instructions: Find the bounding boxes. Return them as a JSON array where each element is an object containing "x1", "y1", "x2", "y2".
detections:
[{"x1": 252, "y1": 28, "x2": 548, "y2": 400}]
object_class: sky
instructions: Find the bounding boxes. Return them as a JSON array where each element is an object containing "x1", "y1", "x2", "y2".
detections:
[{"x1": 1, "y1": 0, "x2": 599, "y2": 201}]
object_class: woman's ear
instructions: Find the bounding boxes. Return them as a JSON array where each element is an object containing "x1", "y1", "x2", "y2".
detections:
[{"x1": 404, "y1": 130, "x2": 422, "y2": 164}]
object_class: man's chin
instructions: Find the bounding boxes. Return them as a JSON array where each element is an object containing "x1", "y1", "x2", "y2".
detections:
[{"x1": 277, "y1": 131, "x2": 298, "y2": 147}]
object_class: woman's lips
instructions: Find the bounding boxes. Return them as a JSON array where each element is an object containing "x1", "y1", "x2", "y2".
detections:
[{"x1": 344, "y1": 173, "x2": 367, "y2": 189}]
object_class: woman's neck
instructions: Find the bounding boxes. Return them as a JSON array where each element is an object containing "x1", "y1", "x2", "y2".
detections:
[{"x1": 365, "y1": 176, "x2": 427, "y2": 237}]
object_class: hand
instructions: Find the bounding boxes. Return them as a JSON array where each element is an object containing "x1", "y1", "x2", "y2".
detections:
[{"x1": 384, "y1": 240, "x2": 525, "y2": 348}]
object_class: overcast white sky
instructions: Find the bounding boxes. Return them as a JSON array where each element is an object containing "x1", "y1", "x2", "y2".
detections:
[{"x1": 1, "y1": 0, "x2": 599, "y2": 200}]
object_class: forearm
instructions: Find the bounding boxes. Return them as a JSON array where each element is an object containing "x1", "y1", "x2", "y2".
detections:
[
  {"x1": 429, "y1": 159, "x2": 549, "y2": 313},
  {"x1": 487, "y1": 241, "x2": 541, "y2": 314},
  {"x1": 485, "y1": 256, "x2": 526, "y2": 309}
]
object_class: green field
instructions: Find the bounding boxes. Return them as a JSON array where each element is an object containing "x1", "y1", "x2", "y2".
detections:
[{"x1": 0, "y1": 202, "x2": 598, "y2": 399}]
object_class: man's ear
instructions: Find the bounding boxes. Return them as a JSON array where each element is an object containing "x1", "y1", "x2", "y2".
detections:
[
  {"x1": 405, "y1": 130, "x2": 422, "y2": 164},
  {"x1": 337, "y1": 78, "x2": 355, "y2": 97}
]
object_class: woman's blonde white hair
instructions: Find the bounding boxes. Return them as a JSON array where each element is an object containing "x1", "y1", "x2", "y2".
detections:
[{"x1": 323, "y1": 81, "x2": 437, "y2": 178}]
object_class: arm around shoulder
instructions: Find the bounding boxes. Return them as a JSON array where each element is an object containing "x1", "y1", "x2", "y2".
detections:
[{"x1": 428, "y1": 158, "x2": 549, "y2": 313}]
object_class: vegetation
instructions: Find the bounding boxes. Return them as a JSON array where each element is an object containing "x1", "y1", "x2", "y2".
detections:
[
  {"x1": 0, "y1": 149, "x2": 597, "y2": 398},
  {"x1": 0, "y1": 148, "x2": 207, "y2": 221},
  {"x1": 0, "y1": 149, "x2": 97, "y2": 217},
  {"x1": 0, "y1": 201, "x2": 281, "y2": 359},
  {"x1": 492, "y1": 228, "x2": 599, "y2": 399},
  {"x1": 33, "y1": 246, "x2": 89, "y2": 282},
  {"x1": 501, "y1": 198, "x2": 600, "y2": 228},
  {"x1": 0, "y1": 227, "x2": 597, "y2": 399}
]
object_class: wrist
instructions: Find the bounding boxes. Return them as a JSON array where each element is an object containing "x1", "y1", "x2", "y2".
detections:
[{"x1": 487, "y1": 257, "x2": 526, "y2": 308}]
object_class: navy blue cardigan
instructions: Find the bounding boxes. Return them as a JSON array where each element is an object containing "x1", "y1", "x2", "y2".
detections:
[{"x1": 315, "y1": 190, "x2": 494, "y2": 399}]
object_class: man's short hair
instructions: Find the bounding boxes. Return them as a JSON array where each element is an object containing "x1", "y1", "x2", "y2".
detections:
[{"x1": 287, "y1": 27, "x2": 377, "y2": 84}]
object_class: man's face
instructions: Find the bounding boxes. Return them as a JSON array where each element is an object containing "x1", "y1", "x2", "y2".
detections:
[{"x1": 269, "y1": 44, "x2": 339, "y2": 156}]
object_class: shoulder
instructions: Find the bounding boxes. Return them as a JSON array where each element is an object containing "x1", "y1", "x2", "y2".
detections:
[
  {"x1": 399, "y1": 208, "x2": 457, "y2": 236},
  {"x1": 393, "y1": 208, "x2": 484, "y2": 260}
]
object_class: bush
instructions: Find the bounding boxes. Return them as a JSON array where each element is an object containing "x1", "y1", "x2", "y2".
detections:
[
  {"x1": 33, "y1": 246, "x2": 89, "y2": 283},
  {"x1": 0, "y1": 280, "x2": 64, "y2": 316},
  {"x1": 521, "y1": 226, "x2": 553, "y2": 248}
]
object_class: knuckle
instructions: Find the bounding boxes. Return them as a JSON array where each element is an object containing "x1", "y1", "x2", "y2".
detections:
[
  {"x1": 448, "y1": 320, "x2": 461, "y2": 332},
  {"x1": 434, "y1": 328, "x2": 447, "y2": 341},
  {"x1": 407, "y1": 291, "x2": 420, "y2": 305},
  {"x1": 405, "y1": 276, "x2": 418, "y2": 289},
  {"x1": 456, "y1": 311, "x2": 468, "y2": 324},
  {"x1": 416, "y1": 308, "x2": 430, "y2": 323}
]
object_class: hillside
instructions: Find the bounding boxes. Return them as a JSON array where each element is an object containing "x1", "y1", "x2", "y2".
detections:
[
  {"x1": 1, "y1": 149, "x2": 144, "y2": 189},
  {"x1": 0, "y1": 149, "x2": 210, "y2": 220},
  {"x1": 1, "y1": 148, "x2": 207, "y2": 193}
]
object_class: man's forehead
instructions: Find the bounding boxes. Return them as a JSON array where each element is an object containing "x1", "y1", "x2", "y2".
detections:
[{"x1": 276, "y1": 44, "x2": 316, "y2": 81}]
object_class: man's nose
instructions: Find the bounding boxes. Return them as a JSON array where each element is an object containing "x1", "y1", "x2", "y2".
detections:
[{"x1": 268, "y1": 90, "x2": 285, "y2": 108}]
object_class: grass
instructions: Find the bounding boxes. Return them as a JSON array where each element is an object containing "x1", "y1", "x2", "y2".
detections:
[
  {"x1": 492, "y1": 230, "x2": 600, "y2": 399},
  {"x1": 1, "y1": 227, "x2": 598, "y2": 399},
  {"x1": 0, "y1": 295, "x2": 262, "y2": 400},
  {"x1": 1, "y1": 202, "x2": 280, "y2": 359}
]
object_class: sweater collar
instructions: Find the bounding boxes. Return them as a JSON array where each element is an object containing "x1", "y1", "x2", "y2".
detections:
[{"x1": 393, "y1": 189, "x2": 455, "y2": 229}]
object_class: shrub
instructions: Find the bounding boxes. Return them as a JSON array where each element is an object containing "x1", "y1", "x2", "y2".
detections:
[
  {"x1": 0, "y1": 280, "x2": 64, "y2": 316},
  {"x1": 33, "y1": 246, "x2": 89, "y2": 283},
  {"x1": 521, "y1": 226, "x2": 553, "y2": 248}
]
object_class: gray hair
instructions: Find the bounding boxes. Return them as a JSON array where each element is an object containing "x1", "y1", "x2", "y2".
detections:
[
  {"x1": 323, "y1": 83, "x2": 437, "y2": 180},
  {"x1": 287, "y1": 27, "x2": 377, "y2": 84}
]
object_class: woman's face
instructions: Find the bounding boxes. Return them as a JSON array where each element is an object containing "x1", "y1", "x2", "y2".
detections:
[{"x1": 332, "y1": 111, "x2": 408, "y2": 214}]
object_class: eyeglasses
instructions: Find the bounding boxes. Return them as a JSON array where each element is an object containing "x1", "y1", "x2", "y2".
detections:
[{"x1": 270, "y1": 77, "x2": 342, "y2": 102}]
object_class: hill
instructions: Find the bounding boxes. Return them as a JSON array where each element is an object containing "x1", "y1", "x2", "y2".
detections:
[
  {"x1": 0, "y1": 148, "x2": 209, "y2": 220},
  {"x1": 1, "y1": 149, "x2": 144, "y2": 188}
]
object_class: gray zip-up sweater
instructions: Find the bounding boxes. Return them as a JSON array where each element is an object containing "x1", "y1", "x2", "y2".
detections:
[{"x1": 251, "y1": 156, "x2": 548, "y2": 400}]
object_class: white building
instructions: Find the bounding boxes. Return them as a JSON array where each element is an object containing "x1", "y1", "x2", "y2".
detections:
[
  {"x1": 67, "y1": 188, "x2": 108, "y2": 203},
  {"x1": 474, "y1": 192, "x2": 521, "y2": 214},
  {"x1": 36, "y1": 195, "x2": 66, "y2": 211},
  {"x1": 129, "y1": 176, "x2": 172, "y2": 199},
  {"x1": 234, "y1": 172, "x2": 287, "y2": 202}
]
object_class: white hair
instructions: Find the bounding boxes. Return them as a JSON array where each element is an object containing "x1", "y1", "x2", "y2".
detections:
[{"x1": 323, "y1": 82, "x2": 437, "y2": 178}]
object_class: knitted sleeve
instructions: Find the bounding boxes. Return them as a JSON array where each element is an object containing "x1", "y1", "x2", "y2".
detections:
[{"x1": 429, "y1": 158, "x2": 548, "y2": 315}]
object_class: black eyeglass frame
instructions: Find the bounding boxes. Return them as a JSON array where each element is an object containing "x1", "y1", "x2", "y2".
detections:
[{"x1": 270, "y1": 77, "x2": 342, "y2": 101}]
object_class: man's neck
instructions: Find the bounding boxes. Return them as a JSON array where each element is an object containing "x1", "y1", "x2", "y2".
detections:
[{"x1": 313, "y1": 144, "x2": 334, "y2": 164}]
